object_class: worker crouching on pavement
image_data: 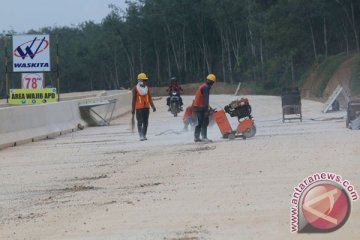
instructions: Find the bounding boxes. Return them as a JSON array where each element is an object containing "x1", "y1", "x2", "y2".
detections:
[
  {"x1": 193, "y1": 74, "x2": 216, "y2": 142},
  {"x1": 132, "y1": 73, "x2": 156, "y2": 141},
  {"x1": 183, "y1": 101, "x2": 196, "y2": 130}
]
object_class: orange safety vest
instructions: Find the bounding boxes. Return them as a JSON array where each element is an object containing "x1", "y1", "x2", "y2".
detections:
[
  {"x1": 193, "y1": 83, "x2": 206, "y2": 108},
  {"x1": 135, "y1": 88, "x2": 150, "y2": 109}
]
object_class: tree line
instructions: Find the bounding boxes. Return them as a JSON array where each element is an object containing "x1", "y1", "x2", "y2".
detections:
[{"x1": 1, "y1": 0, "x2": 360, "y2": 95}]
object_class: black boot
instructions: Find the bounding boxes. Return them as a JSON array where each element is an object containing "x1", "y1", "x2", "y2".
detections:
[
  {"x1": 201, "y1": 128, "x2": 212, "y2": 142},
  {"x1": 142, "y1": 127, "x2": 148, "y2": 140},
  {"x1": 194, "y1": 126, "x2": 201, "y2": 142}
]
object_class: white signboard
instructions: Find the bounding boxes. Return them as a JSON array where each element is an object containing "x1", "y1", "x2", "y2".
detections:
[
  {"x1": 12, "y1": 34, "x2": 51, "y2": 72},
  {"x1": 21, "y1": 73, "x2": 44, "y2": 89}
]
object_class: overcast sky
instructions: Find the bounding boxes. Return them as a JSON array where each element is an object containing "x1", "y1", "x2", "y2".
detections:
[{"x1": 0, "y1": 0, "x2": 128, "y2": 33}]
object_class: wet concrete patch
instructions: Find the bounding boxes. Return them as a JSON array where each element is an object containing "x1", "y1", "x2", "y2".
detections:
[
  {"x1": 185, "y1": 145, "x2": 216, "y2": 152},
  {"x1": 104, "y1": 150, "x2": 131, "y2": 155},
  {"x1": 61, "y1": 185, "x2": 99, "y2": 192},
  {"x1": 71, "y1": 174, "x2": 108, "y2": 181},
  {"x1": 139, "y1": 182, "x2": 162, "y2": 188},
  {"x1": 165, "y1": 225, "x2": 208, "y2": 240}
]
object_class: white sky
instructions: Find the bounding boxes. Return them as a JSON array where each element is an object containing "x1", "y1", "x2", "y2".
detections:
[{"x1": 0, "y1": 0, "x2": 128, "y2": 33}]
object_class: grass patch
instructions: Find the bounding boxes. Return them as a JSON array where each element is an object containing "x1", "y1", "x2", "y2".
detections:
[{"x1": 351, "y1": 54, "x2": 360, "y2": 96}]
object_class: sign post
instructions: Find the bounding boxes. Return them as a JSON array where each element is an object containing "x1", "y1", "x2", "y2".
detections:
[
  {"x1": 4, "y1": 35, "x2": 10, "y2": 102},
  {"x1": 56, "y1": 33, "x2": 60, "y2": 101},
  {"x1": 4, "y1": 34, "x2": 61, "y2": 104}
]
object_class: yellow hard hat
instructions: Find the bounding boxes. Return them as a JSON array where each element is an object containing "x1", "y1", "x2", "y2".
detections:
[
  {"x1": 206, "y1": 74, "x2": 216, "y2": 82},
  {"x1": 137, "y1": 72, "x2": 148, "y2": 80}
]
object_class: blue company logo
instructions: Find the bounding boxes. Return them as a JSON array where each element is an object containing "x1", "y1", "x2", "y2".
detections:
[{"x1": 13, "y1": 37, "x2": 49, "y2": 59}]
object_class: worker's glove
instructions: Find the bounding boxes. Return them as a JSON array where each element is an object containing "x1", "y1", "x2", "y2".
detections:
[{"x1": 153, "y1": 108, "x2": 156, "y2": 112}]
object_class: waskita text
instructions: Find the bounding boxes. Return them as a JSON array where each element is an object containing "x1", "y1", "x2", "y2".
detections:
[{"x1": 14, "y1": 63, "x2": 49, "y2": 68}]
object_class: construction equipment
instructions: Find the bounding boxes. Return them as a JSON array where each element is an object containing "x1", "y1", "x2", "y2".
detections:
[
  {"x1": 281, "y1": 88, "x2": 302, "y2": 122},
  {"x1": 214, "y1": 98, "x2": 256, "y2": 139}
]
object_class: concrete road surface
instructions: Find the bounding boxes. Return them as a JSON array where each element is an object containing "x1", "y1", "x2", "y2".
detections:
[{"x1": 0, "y1": 95, "x2": 359, "y2": 240}]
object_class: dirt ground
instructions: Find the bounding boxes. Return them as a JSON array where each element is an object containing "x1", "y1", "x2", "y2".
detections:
[
  {"x1": 0, "y1": 95, "x2": 359, "y2": 240},
  {"x1": 323, "y1": 58, "x2": 353, "y2": 99}
]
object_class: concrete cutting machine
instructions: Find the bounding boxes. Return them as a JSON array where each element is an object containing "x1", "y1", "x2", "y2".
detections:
[{"x1": 213, "y1": 98, "x2": 256, "y2": 139}]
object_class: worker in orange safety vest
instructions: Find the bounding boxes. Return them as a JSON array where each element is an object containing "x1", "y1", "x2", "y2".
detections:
[
  {"x1": 193, "y1": 74, "x2": 216, "y2": 142},
  {"x1": 132, "y1": 73, "x2": 156, "y2": 141}
]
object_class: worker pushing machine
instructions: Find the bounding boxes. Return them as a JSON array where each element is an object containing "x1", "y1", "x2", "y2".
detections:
[
  {"x1": 193, "y1": 74, "x2": 216, "y2": 142},
  {"x1": 132, "y1": 72, "x2": 156, "y2": 141}
]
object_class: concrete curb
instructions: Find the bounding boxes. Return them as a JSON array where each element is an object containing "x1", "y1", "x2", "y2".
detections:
[{"x1": 0, "y1": 90, "x2": 131, "y2": 150}]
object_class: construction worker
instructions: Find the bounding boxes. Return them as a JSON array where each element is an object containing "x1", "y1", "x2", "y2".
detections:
[
  {"x1": 132, "y1": 73, "x2": 156, "y2": 141},
  {"x1": 193, "y1": 74, "x2": 216, "y2": 142},
  {"x1": 183, "y1": 100, "x2": 196, "y2": 130}
]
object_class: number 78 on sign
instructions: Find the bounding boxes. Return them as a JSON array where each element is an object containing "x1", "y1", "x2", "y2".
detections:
[{"x1": 21, "y1": 73, "x2": 44, "y2": 89}]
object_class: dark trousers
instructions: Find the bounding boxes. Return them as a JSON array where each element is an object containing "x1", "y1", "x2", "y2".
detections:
[
  {"x1": 194, "y1": 110, "x2": 209, "y2": 139},
  {"x1": 136, "y1": 108, "x2": 150, "y2": 137}
]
